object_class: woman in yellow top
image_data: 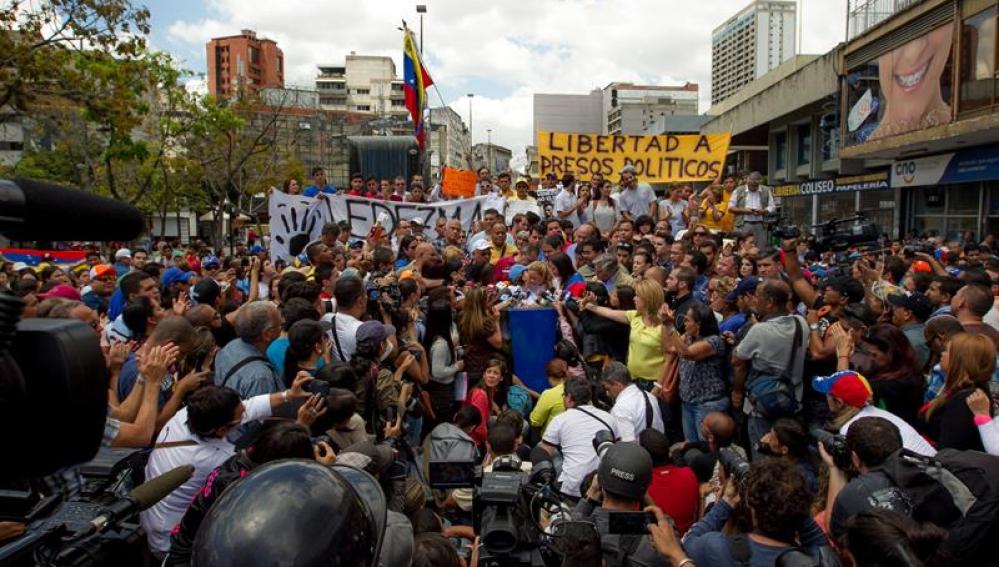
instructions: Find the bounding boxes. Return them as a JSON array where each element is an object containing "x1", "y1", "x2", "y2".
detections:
[
  {"x1": 697, "y1": 183, "x2": 729, "y2": 233},
  {"x1": 578, "y1": 279, "x2": 666, "y2": 385}
]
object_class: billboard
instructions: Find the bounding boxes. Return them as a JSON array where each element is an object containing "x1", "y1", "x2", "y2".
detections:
[
  {"x1": 773, "y1": 171, "x2": 890, "y2": 198},
  {"x1": 846, "y1": 22, "x2": 954, "y2": 145}
]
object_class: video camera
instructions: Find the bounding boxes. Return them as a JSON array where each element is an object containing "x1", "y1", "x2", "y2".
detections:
[
  {"x1": 810, "y1": 213, "x2": 881, "y2": 252},
  {"x1": 0, "y1": 179, "x2": 164, "y2": 565},
  {"x1": 430, "y1": 456, "x2": 563, "y2": 567},
  {"x1": 810, "y1": 429, "x2": 853, "y2": 471}
]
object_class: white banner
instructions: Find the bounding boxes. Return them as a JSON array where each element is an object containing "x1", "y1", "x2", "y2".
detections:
[{"x1": 268, "y1": 192, "x2": 489, "y2": 262}]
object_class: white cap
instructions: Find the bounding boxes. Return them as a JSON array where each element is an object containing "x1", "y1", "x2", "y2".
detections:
[
  {"x1": 115, "y1": 248, "x2": 132, "y2": 259},
  {"x1": 474, "y1": 239, "x2": 492, "y2": 252},
  {"x1": 410, "y1": 216, "x2": 425, "y2": 226},
  {"x1": 12, "y1": 262, "x2": 29, "y2": 271}
]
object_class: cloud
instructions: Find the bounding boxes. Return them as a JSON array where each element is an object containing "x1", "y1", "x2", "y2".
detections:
[{"x1": 164, "y1": 0, "x2": 847, "y2": 168}]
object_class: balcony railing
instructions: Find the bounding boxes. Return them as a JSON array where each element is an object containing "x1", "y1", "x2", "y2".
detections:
[{"x1": 847, "y1": 0, "x2": 925, "y2": 40}]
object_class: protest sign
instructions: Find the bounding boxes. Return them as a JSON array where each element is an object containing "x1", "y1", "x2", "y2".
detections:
[
  {"x1": 538, "y1": 131, "x2": 731, "y2": 183},
  {"x1": 268, "y1": 192, "x2": 488, "y2": 263},
  {"x1": 441, "y1": 167, "x2": 478, "y2": 198}
]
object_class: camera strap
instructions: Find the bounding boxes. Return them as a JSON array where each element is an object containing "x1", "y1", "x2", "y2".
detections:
[
  {"x1": 329, "y1": 314, "x2": 347, "y2": 362},
  {"x1": 571, "y1": 406, "x2": 615, "y2": 437},
  {"x1": 642, "y1": 389, "x2": 654, "y2": 430},
  {"x1": 221, "y1": 355, "x2": 270, "y2": 389}
]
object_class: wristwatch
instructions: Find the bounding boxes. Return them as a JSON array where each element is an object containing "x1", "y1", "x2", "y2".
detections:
[{"x1": 809, "y1": 323, "x2": 820, "y2": 332}]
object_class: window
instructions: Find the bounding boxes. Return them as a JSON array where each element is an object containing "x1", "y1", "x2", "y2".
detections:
[
  {"x1": 796, "y1": 124, "x2": 812, "y2": 166},
  {"x1": 773, "y1": 131, "x2": 787, "y2": 171},
  {"x1": 249, "y1": 46, "x2": 260, "y2": 65},
  {"x1": 819, "y1": 112, "x2": 839, "y2": 161},
  {"x1": 959, "y1": 7, "x2": 997, "y2": 113},
  {"x1": 354, "y1": 88, "x2": 370, "y2": 95},
  {"x1": 355, "y1": 105, "x2": 371, "y2": 111}
]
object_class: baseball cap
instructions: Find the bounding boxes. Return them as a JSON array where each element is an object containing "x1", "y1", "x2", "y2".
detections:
[
  {"x1": 161, "y1": 267, "x2": 195, "y2": 286},
  {"x1": 410, "y1": 217, "x2": 425, "y2": 227},
  {"x1": 824, "y1": 276, "x2": 865, "y2": 304},
  {"x1": 811, "y1": 370, "x2": 873, "y2": 408},
  {"x1": 191, "y1": 278, "x2": 221, "y2": 306},
  {"x1": 38, "y1": 284, "x2": 82, "y2": 301},
  {"x1": 355, "y1": 320, "x2": 396, "y2": 345},
  {"x1": 725, "y1": 276, "x2": 759, "y2": 303},
  {"x1": 474, "y1": 239, "x2": 492, "y2": 252},
  {"x1": 508, "y1": 264, "x2": 527, "y2": 283},
  {"x1": 598, "y1": 442, "x2": 653, "y2": 500},
  {"x1": 202, "y1": 255, "x2": 221, "y2": 269},
  {"x1": 89, "y1": 264, "x2": 115, "y2": 280},
  {"x1": 886, "y1": 291, "x2": 933, "y2": 321},
  {"x1": 911, "y1": 260, "x2": 932, "y2": 273},
  {"x1": 114, "y1": 248, "x2": 131, "y2": 260},
  {"x1": 619, "y1": 164, "x2": 637, "y2": 175},
  {"x1": 12, "y1": 262, "x2": 31, "y2": 272},
  {"x1": 340, "y1": 440, "x2": 394, "y2": 475}
]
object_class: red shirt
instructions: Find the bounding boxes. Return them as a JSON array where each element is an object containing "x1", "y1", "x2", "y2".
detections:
[
  {"x1": 646, "y1": 465, "x2": 700, "y2": 534},
  {"x1": 465, "y1": 388, "x2": 490, "y2": 447}
]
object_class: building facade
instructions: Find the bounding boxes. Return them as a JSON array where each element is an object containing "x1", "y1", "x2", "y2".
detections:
[
  {"x1": 206, "y1": 29, "x2": 284, "y2": 99},
  {"x1": 711, "y1": 0, "x2": 796, "y2": 105},
  {"x1": 603, "y1": 82, "x2": 700, "y2": 134},
  {"x1": 533, "y1": 91, "x2": 605, "y2": 145},
  {"x1": 472, "y1": 143, "x2": 512, "y2": 173},
  {"x1": 315, "y1": 54, "x2": 407, "y2": 118},
  {"x1": 428, "y1": 106, "x2": 471, "y2": 181}
]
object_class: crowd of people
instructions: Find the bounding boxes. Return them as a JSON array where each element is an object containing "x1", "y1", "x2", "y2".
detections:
[{"x1": 3, "y1": 165, "x2": 999, "y2": 567}]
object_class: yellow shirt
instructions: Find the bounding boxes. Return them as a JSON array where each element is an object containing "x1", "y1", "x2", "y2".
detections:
[
  {"x1": 489, "y1": 242, "x2": 517, "y2": 265},
  {"x1": 626, "y1": 310, "x2": 665, "y2": 381},
  {"x1": 529, "y1": 382, "x2": 566, "y2": 433},
  {"x1": 720, "y1": 189, "x2": 735, "y2": 232},
  {"x1": 699, "y1": 198, "x2": 729, "y2": 232}
]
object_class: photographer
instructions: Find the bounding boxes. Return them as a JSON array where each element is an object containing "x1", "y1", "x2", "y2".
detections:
[
  {"x1": 824, "y1": 416, "x2": 912, "y2": 542},
  {"x1": 682, "y1": 458, "x2": 829, "y2": 566},
  {"x1": 541, "y1": 378, "x2": 622, "y2": 499},
  {"x1": 573, "y1": 442, "x2": 671, "y2": 567},
  {"x1": 141, "y1": 372, "x2": 315, "y2": 559}
]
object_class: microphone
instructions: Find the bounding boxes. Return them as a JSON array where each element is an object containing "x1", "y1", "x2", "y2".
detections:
[
  {"x1": 87, "y1": 464, "x2": 194, "y2": 533},
  {"x1": 0, "y1": 178, "x2": 145, "y2": 242}
]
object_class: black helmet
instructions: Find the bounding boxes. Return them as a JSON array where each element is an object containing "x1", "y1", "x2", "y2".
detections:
[{"x1": 192, "y1": 460, "x2": 386, "y2": 566}]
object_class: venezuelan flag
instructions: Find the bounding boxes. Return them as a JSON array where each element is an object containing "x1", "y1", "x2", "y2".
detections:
[
  {"x1": 403, "y1": 26, "x2": 433, "y2": 149},
  {"x1": 1, "y1": 248, "x2": 86, "y2": 268}
]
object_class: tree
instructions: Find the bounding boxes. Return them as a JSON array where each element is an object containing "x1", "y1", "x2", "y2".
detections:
[{"x1": 0, "y1": 0, "x2": 150, "y2": 115}]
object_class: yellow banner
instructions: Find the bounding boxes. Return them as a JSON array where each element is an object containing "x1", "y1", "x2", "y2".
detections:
[{"x1": 538, "y1": 131, "x2": 731, "y2": 183}]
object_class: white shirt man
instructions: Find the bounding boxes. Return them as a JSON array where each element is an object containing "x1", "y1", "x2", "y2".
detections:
[
  {"x1": 610, "y1": 383, "x2": 664, "y2": 442},
  {"x1": 142, "y1": 394, "x2": 272, "y2": 555},
  {"x1": 322, "y1": 309, "x2": 363, "y2": 363},
  {"x1": 839, "y1": 405, "x2": 937, "y2": 457},
  {"x1": 554, "y1": 185, "x2": 580, "y2": 227},
  {"x1": 542, "y1": 381, "x2": 621, "y2": 497}
]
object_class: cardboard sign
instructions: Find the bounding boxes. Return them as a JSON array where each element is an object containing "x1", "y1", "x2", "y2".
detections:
[
  {"x1": 538, "y1": 131, "x2": 731, "y2": 183},
  {"x1": 441, "y1": 167, "x2": 478, "y2": 198}
]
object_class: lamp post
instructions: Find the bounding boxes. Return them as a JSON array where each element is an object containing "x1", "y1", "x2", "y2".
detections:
[
  {"x1": 467, "y1": 93, "x2": 474, "y2": 145},
  {"x1": 416, "y1": 4, "x2": 427, "y2": 53}
]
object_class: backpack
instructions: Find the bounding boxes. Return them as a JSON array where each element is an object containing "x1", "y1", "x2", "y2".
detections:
[
  {"x1": 728, "y1": 534, "x2": 842, "y2": 567},
  {"x1": 506, "y1": 385, "x2": 533, "y2": 417},
  {"x1": 880, "y1": 448, "x2": 999, "y2": 564},
  {"x1": 746, "y1": 318, "x2": 803, "y2": 420}
]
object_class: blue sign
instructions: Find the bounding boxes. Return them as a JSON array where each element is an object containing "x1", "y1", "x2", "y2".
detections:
[{"x1": 893, "y1": 144, "x2": 999, "y2": 188}]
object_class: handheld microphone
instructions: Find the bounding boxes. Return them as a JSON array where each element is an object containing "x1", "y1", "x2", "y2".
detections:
[
  {"x1": 87, "y1": 464, "x2": 194, "y2": 534},
  {"x1": 0, "y1": 178, "x2": 145, "y2": 242}
]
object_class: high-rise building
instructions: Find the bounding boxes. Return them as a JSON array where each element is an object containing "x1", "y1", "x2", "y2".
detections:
[
  {"x1": 315, "y1": 54, "x2": 407, "y2": 118},
  {"x1": 711, "y1": 0, "x2": 796, "y2": 106},
  {"x1": 206, "y1": 29, "x2": 284, "y2": 99},
  {"x1": 472, "y1": 143, "x2": 512, "y2": 174}
]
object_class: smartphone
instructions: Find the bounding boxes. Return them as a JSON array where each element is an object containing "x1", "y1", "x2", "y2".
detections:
[
  {"x1": 428, "y1": 460, "x2": 478, "y2": 489},
  {"x1": 386, "y1": 405, "x2": 398, "y2": 424},
  {"x1": 304, "y1": 380, "x2": 330, "y2": 397},
  {"x1": 607, "y1": 511, "x2": 656, "y2": 535}
]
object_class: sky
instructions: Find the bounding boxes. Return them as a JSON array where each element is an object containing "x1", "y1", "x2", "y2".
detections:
[{"x1": 145, "y1": 0, "x2": 848, "y2": 168}]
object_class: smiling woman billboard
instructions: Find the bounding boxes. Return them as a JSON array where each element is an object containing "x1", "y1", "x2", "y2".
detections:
[{"x1": 847, "y1": 22, "x2": 955, "y2": 145}]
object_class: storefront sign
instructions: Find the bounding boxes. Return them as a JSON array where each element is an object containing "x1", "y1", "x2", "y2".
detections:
[
  {"x1": 891, "y1": 144, "x2": 999, "y2": 187},
  {"x1": 773, "y1": 171, "x2": 889, "y2": 198}
]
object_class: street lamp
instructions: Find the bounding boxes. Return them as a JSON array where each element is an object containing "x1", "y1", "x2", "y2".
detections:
[
  {"x1": 467, "y1": 93, "x2": 474, "y2": 145},
  {"x1": 487, "y1": 128, "x2": 492, "y2": 146},
  {"x1": 416, "y1": 4, "x2": 427, "y2": 53}
]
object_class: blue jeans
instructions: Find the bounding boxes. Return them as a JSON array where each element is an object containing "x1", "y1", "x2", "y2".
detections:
[
  {"x1": 405, "y1": 414, "x2": 423, "y2": 450},
  {"x1": 681, "y1": 398, "x2": 731, "y2": 442}
]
